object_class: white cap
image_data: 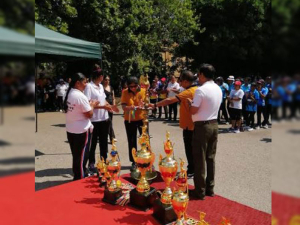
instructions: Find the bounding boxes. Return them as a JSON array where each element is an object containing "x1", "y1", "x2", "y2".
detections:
[
  {"x1": 227, "y1": 75, "x2": 234, "y2": 81},
  {"x1": 59, "y1": 79, "x2": 64, "y2": 82}
]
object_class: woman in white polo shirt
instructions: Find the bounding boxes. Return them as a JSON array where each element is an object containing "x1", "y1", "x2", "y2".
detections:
[
  {"x1": 84, "y1": 66, "x2": 118, "y2": 173},
  {"x1": 63, "y1": 73, "x2": 99, "y2": 180}
]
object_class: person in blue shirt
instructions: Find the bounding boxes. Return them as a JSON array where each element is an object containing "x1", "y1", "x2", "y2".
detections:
[
  {"x1": 241, "y1": 77, "x2": 251, "y2": 121},
  {"x1": 226, "y1": 75, "x2": 235, "y2": 121},
  {"x1": 262, "y1": 76, "x2": 272, "y2": 126},
  {"x1": 281, "y1": 77, "x2": 297, "y2": 119},
  {"x1": 216, "y1": 77, "x2": 229, "y2": 124},
  {"x1": 244, "y1": 83, "x2": 259, "y2": 131},
  {"x1": 256, "y1": 80, "x2": 269, "y2": 129}
]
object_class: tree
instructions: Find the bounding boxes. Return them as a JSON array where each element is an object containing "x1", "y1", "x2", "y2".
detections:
[{"x1": 177, "y1": 0, "x2": 271, "y2": 77}]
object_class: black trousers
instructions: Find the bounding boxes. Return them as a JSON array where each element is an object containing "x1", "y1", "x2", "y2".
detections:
[
  {"x1": 57, "y1": 96, "x2": 64, "y2": 110},
  {"x1": 192, "y1": 122, "x2": 218, "y2": 196},
  {"x1": 158, "y1": 98, "x2": 168, "y2": 118},
  {"x1": 218, "y1": 101, "x2": 229, "y2": 122},
  {"x1": 108, "y1": 112, "x2": 115, "y2": 141},
  {"x1": 262, "y1": 104, "x2": 272, "y2": 125},
  {"x1": 89, "y1": 120, "x2": 110, "y2": 165},
  {"x1": 124, "y1": 120, "x2": 143, "y2": 162},
  {"x1": 150, "y1": 99, "x2": 157, "y2": 116},
  {"x1": 183, "y1": 129, "x2": 194, "y2": 173},
  {"x1": 168, "y1": 102, "x2": 178, "y2": 120},
  {"x1": 257, "y1": 106, "x2": 265, "y2": 126},
  {"x1": 67, "y1": 130, "x2": 92, "y2": 180},
  {"x1": 245, "y1": 111, "x2": 256, "y2": 127}
]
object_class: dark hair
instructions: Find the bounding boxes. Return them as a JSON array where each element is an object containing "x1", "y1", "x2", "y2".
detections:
[
  {"x1": 127, "y1": 76, "x2": 140, "y2": 93},
  {"x1": 199, "y1": 64, "x2": 216, "y2": 80},
  {"x1": 103, "y1": 75, "x2": 110, "y2": 80},
  {"x1": 91, "y1": 64, "x2": 103, "y2": 80},
  {"x1": 180, "y1": 70, "x2": 196, "y2": 83},
  {"x1": 63, "y1": 73, "x2": 86, "y2": 112}
]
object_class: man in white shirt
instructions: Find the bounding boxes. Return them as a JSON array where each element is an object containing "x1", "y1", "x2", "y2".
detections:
[
  {"x1": 167, "y1": 75, "x2": 180, "y2": 120},
  {"x1": 56, "y1": 79, "x2": 68, "y2": 112},
  {"x1": 188, "y1": 64, "x2": 222, "y2": 200}
]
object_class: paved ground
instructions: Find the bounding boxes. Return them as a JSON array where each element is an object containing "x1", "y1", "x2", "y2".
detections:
[{"x1": 35, "y1": 106, "x2": 273, "y2": 214}]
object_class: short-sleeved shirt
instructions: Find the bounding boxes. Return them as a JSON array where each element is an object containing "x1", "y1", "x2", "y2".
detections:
[
  {"x1": 121, "y1": 88, "x2": 146, "y2": 121},
  {"x1": 157, "y1": 82, "x2": 167, "y2": 99},
  {"x1": 56, "y1": 83, "x2": 68, "y2": 97},
  {"x1": 219, "y1": 83, "x2": 229, "y2": 100},
  {"x1": 176, "y1": 85, "x2": 198, "y2": 130},
  {"x1": 229, "y1": 89, "x2": 244, "y2": 109},
  {"x1": 241, "y1": 84, "x2": 251, "y2": 93},
  {"x1": 257, "y1": 87, "x2": 269, "y2": 106},
  {"x1": 84, "y1": 81, "x2": 108, "y2": 122},
  {"x1": 167, "y1": 82, "x2": 180, "y2": 98},
  {"x1": 66, "y1": 88, "x2": 92, "y2": 134},
  {"x1": 191, "y1": 81, "x2": 222, "y2": 122},
  {"x1": 245, "y1": 90, "x2": 259, "y2": 112}
]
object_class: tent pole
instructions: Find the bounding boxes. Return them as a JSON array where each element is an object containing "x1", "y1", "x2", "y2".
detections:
[
  {"x1": 35, "y1": 63, "x2": 38, "y2": 132},
  {"x1": 0, "y1": 65, "x2": 3, "y2": 125}
]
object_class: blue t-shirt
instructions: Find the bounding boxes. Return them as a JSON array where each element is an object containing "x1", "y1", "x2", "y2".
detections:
[
  {"x1": 219, "y1": 83, "x2": 229, "y2": 101},
  {"x1": 265, "y1": 83, "x2": 273, "y2": 105},
  {"x1": 241, "y1": 84, "x2": 250, "y2": 93},
  {"x1": 245, "y1": 90, "x2": 259, "y2": 112},
  {"x1": 272, "y1": 86, "x2": 284, "y2": 107},
  {"x1": 282, "y1": 83, "x2": 297, "y2": 102},
  {"x1": 257, "y1": 87, "x2": 269, "y2": 106},
  {"x1": 228, "y1": 83, "x2": 234, "y2": 93}
]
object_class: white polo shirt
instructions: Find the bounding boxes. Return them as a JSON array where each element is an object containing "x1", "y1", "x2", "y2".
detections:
[
  {"x1": 84, "y1": 81, "x2": 109, "y2": 122},
  {"x1": 56, "y1": 83, "x2": 68, "y2": 97},
  {"x1": 191, "y1": 81, "x2": 222, "y2": 122},
  {"x1": 167, "y1": 82, "x2": 180, "y2": 98},
  {"x1": 229, "y1": 89, "x2": 244, "y2": 109},
  {"x1": 66, "y1": 88, "x2": 92, "y2": 134}
]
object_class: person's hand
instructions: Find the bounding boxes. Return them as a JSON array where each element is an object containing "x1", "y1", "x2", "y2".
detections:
[
  {"x1": 103, "y1": 104, "x2": 113, "y2": 112},
  {"x1": 111, "y1": 105, "x2": 119, "y2": 113},
  {"x1": 148, "y1": 103, "x2": 155, "y2": 109},
  {"x1": 187, "y1": 98, "x2": 192, "y2": 107},
  {"x1": 90, "y1": 100, "x2": 100, "y2": 108}
]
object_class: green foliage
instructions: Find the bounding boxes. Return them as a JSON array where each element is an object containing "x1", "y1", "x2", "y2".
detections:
[
  {"x1": 35, "y1": 0, "x2": 200, "y2": 85},
  {"x1": 177, "y1": 0, "x2": 271, "y2": 76}
]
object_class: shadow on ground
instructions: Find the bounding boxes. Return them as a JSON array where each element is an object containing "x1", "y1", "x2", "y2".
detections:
[
  {"x1": 51, "y1": 124, "x2": 66, "y2": 128},
  {"x1": 35, "y1": 179, "x2": 72, "y2": 191}
]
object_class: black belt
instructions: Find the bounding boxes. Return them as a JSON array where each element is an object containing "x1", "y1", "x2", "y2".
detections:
[{"x1": 194, "y1": 119, "x2": 218, "y2": 125}]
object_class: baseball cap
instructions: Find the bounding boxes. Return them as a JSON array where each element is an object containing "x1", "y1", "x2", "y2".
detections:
[
  {"x1": 234, "y1": 81, "x2": 242, "y2": 86},
  {"x1": 227, "y1": 75, "x2": 234, "y2": 81},
  {"x1": 59, "y1": 79, "x2": 64, "y2": 82},
  {"x1": 161, "y1": 77, "x2": 166, "y2": 82}
]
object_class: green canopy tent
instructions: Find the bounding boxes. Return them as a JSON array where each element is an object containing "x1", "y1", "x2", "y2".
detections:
[
  {"x1": 0, "y1": 27, "x2": 35, "y2": 125},
  {"x1": 35, "y1": 23, "x2": 102, "y2": 132}
]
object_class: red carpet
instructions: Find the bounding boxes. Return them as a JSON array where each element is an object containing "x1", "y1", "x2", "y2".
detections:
[
  {"x1": 121, "y1": 173, "x2": 271, "y2": 225},
  {"x1": 1, "y1": 172, "x2": 273, "y2": 224},
  {"x1": 272, "y1": 192, "x2": 300, "y2": 224}
]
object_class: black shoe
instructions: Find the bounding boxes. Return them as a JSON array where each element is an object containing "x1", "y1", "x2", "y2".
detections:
[
  {"x1": 205, "y1": 190, "x2": 215, "y2": 197},
  {"x1": 189, "y1": 190, "x2": 205, "y2": 200}
]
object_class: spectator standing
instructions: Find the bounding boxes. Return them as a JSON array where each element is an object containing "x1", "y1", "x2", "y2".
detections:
[
  {"x1": 257, "y1": 80, "x2": 269, "y2": 129},
  {"x1": 56, "y1": 79, "x2": 68, "y2": 112},
  {"x1": 216, "y1": 77, "x2": 229, "y2": 124},
  {"x1": 149, "y1": 80, "x2": 158, "y2": 118},
  {"x1": 167, "y1": 75, "x2": 180, "y2": 121},
  {"x1": 228, "y1": 81, "x2": 244, "y2": 133},
  {"x1": 102, "y1": 75, "x2": 117, "y2": 143},
  {"x1": 263, "y1": 76, "x2": 272, "y2": 125},
  {"x1": 157, "y1": 77, "x2": 168, "y2": 119},
  {"x1": 244, "y1": 83, "x2": 259, "y2": 131}
]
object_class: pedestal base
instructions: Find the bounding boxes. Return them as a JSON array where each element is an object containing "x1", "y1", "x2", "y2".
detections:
[
  {"x1": 102, "y1": 189, "x2": 122, "y2": 205},
  {"x1": 129, "y1": 187, "x2": 158, "y2": 211},
  {"x1": 152, "y1": 199, "x2": 177, "y2": 225}
]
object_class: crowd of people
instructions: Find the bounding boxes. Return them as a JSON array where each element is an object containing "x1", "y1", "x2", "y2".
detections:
[{"x1": 46, "y1": 62, "x2": 300, "y2": 200}]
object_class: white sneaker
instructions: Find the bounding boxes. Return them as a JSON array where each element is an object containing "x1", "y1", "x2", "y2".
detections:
[
  {"x1": 225, "y1": 122, "x2": 229, "y2": 125},
  {"x1": 255, "y1": 126, "x2": 260, "y2": 130},
  {"x1": 234, "y1": 129, "x2": 240, "y2": 133},
  {"x1": 248, "y1": 128, "x2": 254, "y2": 131},
  {"x1": 262, "y1": 125, "x2": 268, "y2": 129},
  {"x1": 59, "y1": 109, "x2": 63, "y2": 112},
  {"x1": 244, "y1": 126, "x2": 250, "y2": 130}
]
